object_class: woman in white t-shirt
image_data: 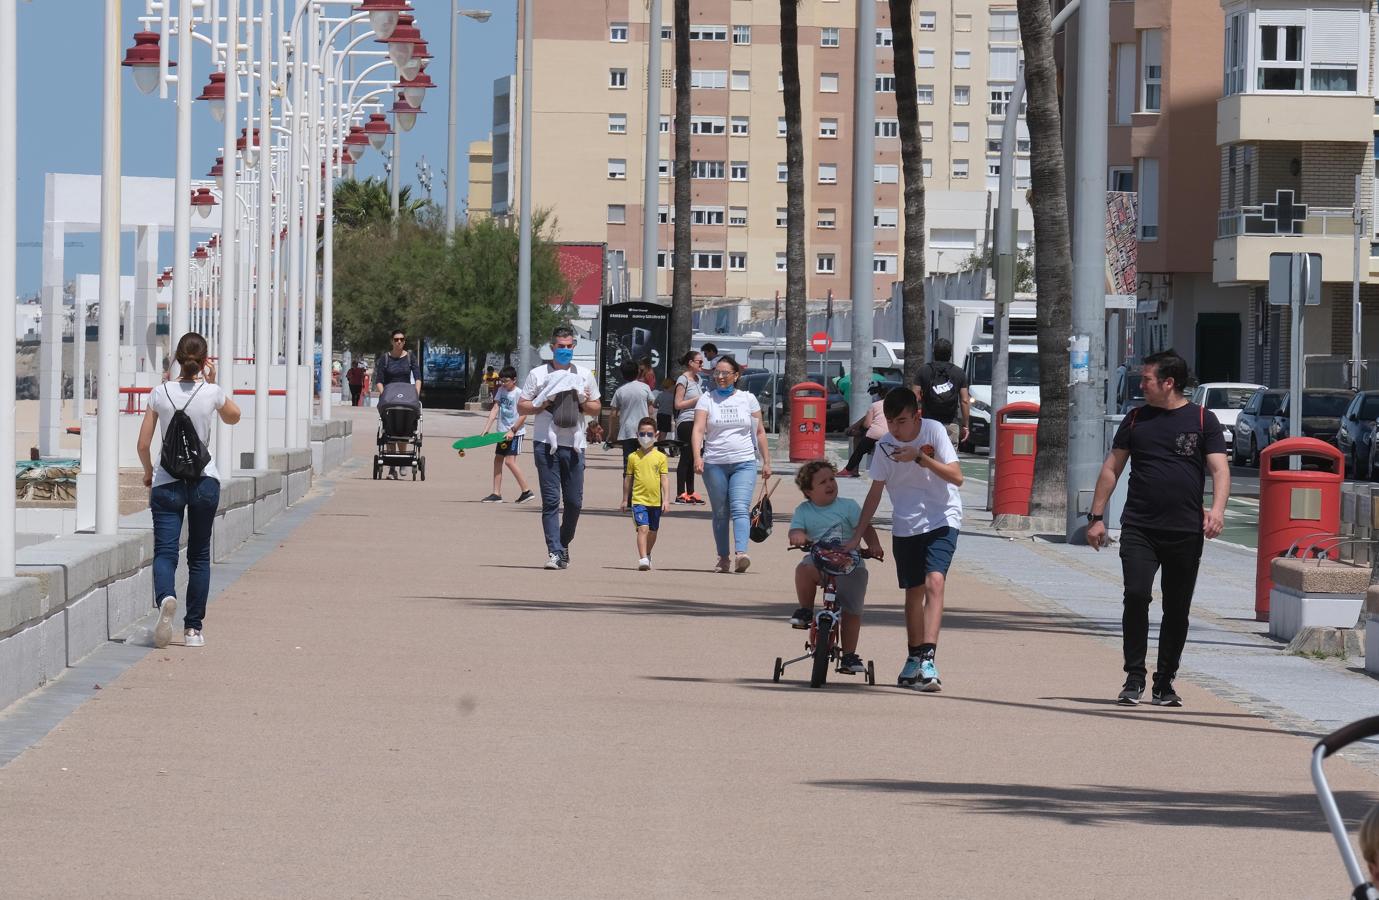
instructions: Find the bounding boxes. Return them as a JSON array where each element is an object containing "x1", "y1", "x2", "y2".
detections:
[
  {"x1": 692, "y1": 356, "x2": 772, "y2": 573},
  {"x1": 136, "y1": 333, "x2": 241, "y2": 650}
]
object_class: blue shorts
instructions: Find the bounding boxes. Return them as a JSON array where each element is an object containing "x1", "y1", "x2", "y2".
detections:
[
  {"x1": 632, "y1": 505, "x2": 662, "y2": 531},
  {"x1": 893, "y1": 526, "x2": 959, "y2": 588},
  {"x1": 495, "y1": 435, "x2": 523, "y2": 457}
]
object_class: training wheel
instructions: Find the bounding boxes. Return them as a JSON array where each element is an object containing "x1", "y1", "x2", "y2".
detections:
[
  {"x1": 772, "y1": 657, "x2": 783, "y2": 683},
  {"x1": 457, "y1": 449, "x2": 466, "y2": 458},
  {"x1": 865, "y1": 661, "x2": 875, "y2": 686}
]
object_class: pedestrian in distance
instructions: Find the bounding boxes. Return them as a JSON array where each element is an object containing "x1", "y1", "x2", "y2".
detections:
[
  {"x1": 518, "y1": 324, "x2": 602, "y2": 570},
  {"x1": 346, "y1": 359, "x2": 366, "y2": 407},
  {"x1": 620, "y1": 417, "x2": 671, "y2": 571},
  {"x1": 1087, "y1": 349, "x2": 1229, "y2": 708},
  {"x1": 673, "y1": 350, "x2": 707, "y2": 504},
  {"x1": 654, "y1": 376, "x2": 676, "y2": 441},
  {"x1": 693, "y1": 355, "x2": 772, "y2": 573},
  {"x1": 480, "y1": 366, "x2": 534, "y2": 504},
  {"x1": 700, "y1": 342, "x2": 719, "y2": 372},
  {"x1": 915, "y1": 337, "x2": 971, "y2": 449},
  {"x1": 788, "y1": 460, "x2": 884, "y2": 674},
  {"x1": 374, "y1": 329, "x2": 422, "y2": 479},
  {"x1": 135, "y1": 332, "x2": 242, "y2": 649},
  {"x1": 611, "y1": 357, "x2": 656, "y2": 467},
  {"x1": 838, "y1": 381, "x2": 888, "y2": 477},
  {"x1": 637, "y1": 356, "x2": 657, "y2": 390},
  {"x1": 847, "y1": 387, "x2": 964, "y2": 691}
]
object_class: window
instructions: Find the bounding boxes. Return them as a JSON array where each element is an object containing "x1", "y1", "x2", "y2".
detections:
[
  {"x1": 733, "y1": 25, "x2": 751, "y2": 45},
  {"x1": 986, "y1": 160, "x2": 1001, "y2": 179},
  {"x1": 921, "y1": 159, "x2": 933, "y2": 177},
  {"x1": 876, "y1": 118, "x2": 899, "y2": 138},
  {"x1": 820, "y1": 118, "x2": 839, "y2": 138},
  {"x1": 917, "y1": 84, "x2": 935, "y2": 104},
  {"x1": 777, "y1": 163, "x2": 789, "y2": 182},
  {"x1": 728, "y1": 207, "x2": 747, "y2": 226},
  {"x1": 659, "y1": 116, "x2": 671, "y2": 133},
  {"x1": 954, "y1": 50, "x2": 971, "y2": 69},
  {"x1": 1114, "y1": 43, "x2": 1136, "y2": 125},
  {"x1": 775, "y1": 252, "x2": 787, "y2": 272},
  {"x1": 818, "y1": 163, "x2": 838, "y2": 184},
  {"x1": 989, "y1": 9, "x2": 1019, "y2": 42},
  {"x1": 820, "y1": 73, "x2": 839, "y2": 92},
  {"x1": 918, "y1": 49, "x2": 936, "y2": 68},
  {"x1": 1309, "y1": 11, "x2": 1362, "y2": 92},
  {"x1": 989, "y1": 46, "x2": 1018, "y2": 81},
  {"x1": 1140, "y1": 30, "x2": 1162, "y2": 112},
  {"x1": 730, "y1": 116, "x2": 749, "y2": 136},
  {"x1": 778, "y1": 72, "x2": 784, "y2": 91},
  {"x1": 876, "y1": 28, "x2": 894, "y2": 47},
  {"x1": 730, "y1": 161, "x2": 748, "y2": 180},
  {"x1": 661, "y1": 26, "x2": 672, "y2": 40},
  {"x1": 1108, "y1": 167, "x2": 1133, "y2": 192},
  {"x1": 919, "y1": 121, "x2": 934, "y2": 142},
  {"x1": 1257, "y1": 24, "x2": 1303, "y2": 90},
  {"x1": 731, "y1": 70, "x2": 750, "y2": 90},
  {"x1": 989, "y1": 86, "x2": 1017, "y2": 116},
  {"x1": 1137, "y1": 158, "x2": 1159, "y2": 239},
  {"x1": 657, "y1": 250, "x2": 672, "y2": 268},
  {"x1": 953, "y1": 122, "x2": 969, "y2": 142},
  {"x1": 816, "y1": 253, "x2": 836, "y2": 274},
  {"x1": 874, "y1": 208, "x2": 898, "y2": 229},
  {"x1": 953, "y1": 159, "x2": 969, "y2": 178},
  {"x1": 608, "y1": 113, "x2": 627, "y2": 134},
  {"x1": 691, "y1": 160, "x2": 724, "y2": 179},
  {"x1": 817, "y1": 208, "x2": 836, "y2": 229},
  {"x1": 932, "y1": 228, "x2": 977, "y2": 250},
  {"x1": 778, "y1": 117, "x2": 788, "y2": 137},
  {"x1": 1223, "y1": 12, "x2": 1245, "y2": 96},
  {"x1": 689, "y1": 25, "x2": 727, "y2": 41},
  {"x1": 918, "y1": 11, "x2": 936, "y2": 31},
  {"x1": 657, "y1": 205, "x2": 671, "y2": 224},
  {"x1": 608, "y1": 158, "x2": 626, "y2": 179},
  {"x1": 609, "y1": 68, "x2": 628, "y2": 88},
  {"x1": 609, "y1": 22, "x2": 628, "y2": 42},
  {"x1": 691, "y1": 70, "x2": 727, "y2": 89},
  {"x1": 728, "y1": 251, "x2": 747, "y2": 271},
  {"x1": 776, "y1": 207, "x2": 788, "y2": 228},
  {"x1": 658, "y1": 159, "x2": 670, "y2": 179},
  {"x1": 875, "y1": 74, "x2": 896, "y2": 93},
  {"x1": 692, "y1": 251, "x2": 723, "y2": 270},
  {"x1": 821, "y1": 27, "x2": 840, "y2": 47},
  {"x1": 691, "y1": 206, "x2": 725, "y2": 226},
  {"x1": 874, "y1": 164, "x2": 899, "y2": 184},
  {"x1": 954, "y1": 85, "x2": 970, "y2": 105},
  {"x1": 873, "y1": 254, "x2": 898, "y2": 275},
  {"x1": 955, "y1": 14, "x2": 972, "y2": 31},
  {"x1": 607, "y1": 204, "x2": 626, "y2": 224},
  {"x1": 691, "y1": 116, "x2": 727, "y2": 135}
]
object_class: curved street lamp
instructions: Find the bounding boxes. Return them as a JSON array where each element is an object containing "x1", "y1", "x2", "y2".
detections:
[
  {"x1": 196, "y1": 71, "x2": 227, "y2": 122},
  {"x1": 390, "y1": 92, "x2": 422, "y2": 132},
  {"x1": 344, "y1": 124, "x2": 370, "y2": 162},
  {"x1": 191, "y1": 186, "x2": 218, "y2": 219},
  {"x1": 207, "y1": 156, "x2": 224, "y2": 190},
  {"x1": 396, "y1": 70, "x2": 434, "y2": 108},
  {"x1": 354, "y1": 0, "x2": 412, "y2": 42},
  {"x1": 121, "y1": 31, "x2": 170, "y2": 96},
  {"x1": 364, "y1": 111, "x2": 392, "y2": 151},
  {"x1": 377, "y1": 13, "x2": 422, "y2": 70}
]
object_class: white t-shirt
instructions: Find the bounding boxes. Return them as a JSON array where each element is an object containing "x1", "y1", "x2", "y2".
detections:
[
  {"x1": 148, "y1": 379, "x2": 227, "y2": 487},
  {"x1": 520, "y1": 363, "x2": 600, "y2": 450},
  {"x1": 867, "y1": 417, "x2": 963, "y2": 536},
  {"x1": 695, "y1": 389, "x2": 762, "y2": 465}
]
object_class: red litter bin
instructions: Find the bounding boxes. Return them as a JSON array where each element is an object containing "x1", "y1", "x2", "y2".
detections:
[
  {"x1": 1254, "y1": 437, "x2": 1344, "y2": 621},
  {"x1": 992, "y1": 402, "x2": 1039, "y2": 515},
  {"x1": 789, "y1": 382, "x2": 827, "y2": 462}
]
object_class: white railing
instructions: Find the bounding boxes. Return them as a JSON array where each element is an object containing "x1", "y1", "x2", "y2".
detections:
[{"x1": 1217, "y1": 205, "x2": 1357, "y2": 239}]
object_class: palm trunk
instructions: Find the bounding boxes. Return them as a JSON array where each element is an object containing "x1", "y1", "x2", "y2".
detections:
[
  {"x1": 1017, "y1": 0, "x2": 1071, "y2": 518},
  {"x1": 889, "y1": 0, "x2": 927, "y2": 384},
  {"x1": 671, "y1": 0, "x2": 692, "y2": 353},
  {"x1": 781, "y1": 0, "x2": 806, "y2": 419}
]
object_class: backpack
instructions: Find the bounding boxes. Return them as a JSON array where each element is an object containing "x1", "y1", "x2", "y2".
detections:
[
  {"x1": 159, "y1": 382, "x2": 211, "y2": 481},
  {"x1": 920, "y1": 362, "x2": 961, "y2": 421},
  {"x1": 547, "y1": 366, "x2": 586, "y2": 430}
]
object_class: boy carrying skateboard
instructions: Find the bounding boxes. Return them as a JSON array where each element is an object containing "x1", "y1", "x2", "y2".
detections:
[
  {"x1": 620, "y1": 417, "x2": 670, "y2": 571},
  {"x1": 480, "y1": 366, "x2": 534, "y2": 504}
]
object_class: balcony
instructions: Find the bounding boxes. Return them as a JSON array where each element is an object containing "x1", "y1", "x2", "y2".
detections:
[
  {"x1": 1213, "y1": 202, "x2": 1359, "y2": 284},
  {"x1": 1217, "y1": 93, "x2": 1372, "y2": 146}
]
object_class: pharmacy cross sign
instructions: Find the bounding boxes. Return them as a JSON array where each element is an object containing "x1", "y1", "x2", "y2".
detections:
[{"x1": 1261, "y1": 189, "x2": 1308, "y2": 235}]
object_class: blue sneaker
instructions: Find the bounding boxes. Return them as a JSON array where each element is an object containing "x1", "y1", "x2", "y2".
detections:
[
  {"x1": 918, "y1": 658, "x2": 942, "y2": 692},
  {"x1": 897, "y1": 655, "x2": 923, "y2": 687}
]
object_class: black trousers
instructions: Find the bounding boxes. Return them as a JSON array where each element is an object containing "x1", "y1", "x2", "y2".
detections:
[
  {"x1": 675, "y1": 421, "x2": 696, "y2": 495},
  {"x1": 349, "y1": 385, "x2": 363, "y2": 406},
  {"x1": 844, "y1": 436, "x2": 877, "y2": 472},
  {"x1": 1119, "y1": 525, "x2": 1204, "y2": 685}
]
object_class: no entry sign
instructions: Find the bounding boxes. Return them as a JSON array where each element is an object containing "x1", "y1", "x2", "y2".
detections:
[{"x1": 810, "y1": 332, "x2": 832, "y2": 354}]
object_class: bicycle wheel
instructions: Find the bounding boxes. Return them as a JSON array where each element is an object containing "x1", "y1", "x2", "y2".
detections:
[
  {"x1": 772, "y1": 657, "x2": 784, "y2": 683},
  {"x1": 809, "y1": 618, "x2": 833, "y2": 688}
]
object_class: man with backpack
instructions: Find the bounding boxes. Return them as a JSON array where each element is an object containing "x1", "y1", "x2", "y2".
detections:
[
  {"x1": 915, "y1": 338, "x2": 971, "y2": 448},
  {"x1": 519, "y1": 325, "x2": 602, "y2": 570}
]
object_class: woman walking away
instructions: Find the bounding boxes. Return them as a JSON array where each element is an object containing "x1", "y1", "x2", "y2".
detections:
[
  {"x1": 693, "y1": 356, "x2": 772, "y2": 573},
  {"x1": 673, "y1": 350, "x2": 706, "y2": 503},
  {"x1": 136, "y1": 333, "x2": 241, "y2": 649},
  {"x1": 838, "y1": 382, "x2": 888, "y2": 477}
]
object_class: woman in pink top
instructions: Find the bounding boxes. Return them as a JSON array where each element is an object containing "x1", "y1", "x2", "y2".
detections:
[{"x1": 838, "y1": 382, "x2": 889, "y2": 477}]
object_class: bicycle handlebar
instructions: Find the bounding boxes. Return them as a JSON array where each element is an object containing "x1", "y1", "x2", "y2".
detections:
[
  {"x1": 1317, "y1": 715, "x2": 1379, "y2": 758},
  {"x1": 790, "y1": 542, "x2": 877, "y2": 560}
]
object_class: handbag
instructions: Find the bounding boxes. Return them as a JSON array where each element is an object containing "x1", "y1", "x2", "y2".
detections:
[{"x1": 749, "y1": 478, "x2": 781, "y2": 544}]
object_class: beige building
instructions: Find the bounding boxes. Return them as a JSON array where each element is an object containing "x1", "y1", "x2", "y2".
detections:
[
  {"x1": 502, "y1": 0, "x2": 1034, "y2": 305},
  {"x1": 466, "y1": 138, "x2": 494, "y2": 223}
]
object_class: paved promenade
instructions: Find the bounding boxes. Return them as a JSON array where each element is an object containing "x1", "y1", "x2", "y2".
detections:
[{"x1": 1, "y1": 406, "x2": 1377, "y2": 898}]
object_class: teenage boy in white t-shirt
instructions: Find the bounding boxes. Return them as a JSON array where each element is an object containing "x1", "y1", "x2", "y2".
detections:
[{"x1": 847, "y1": 387, "x2": 964, "y2": 691}]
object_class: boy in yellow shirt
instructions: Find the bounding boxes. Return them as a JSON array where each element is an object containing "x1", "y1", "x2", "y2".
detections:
[{"x1": 621, "y1": 417, "x2": 671, "y2": 571}]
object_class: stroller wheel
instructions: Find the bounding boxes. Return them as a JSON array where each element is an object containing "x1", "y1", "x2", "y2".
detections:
[
  {"x1": 372, "y1": 459, "x2": 382, "y2": 480},
  {"x1": 411, "y1": 464, "x2": 418, "y2": 481},
  {"x1": 418, "y1": 457, "x2": 427, "y2": 481}
]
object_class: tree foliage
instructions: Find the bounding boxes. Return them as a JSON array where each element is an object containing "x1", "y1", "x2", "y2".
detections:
[
  {"x1": 333, "y1": 176, "x2": 428, "y2": 230},
  {"x1": 959, "y1": 244, "x2": 1036, "y2": 294}
]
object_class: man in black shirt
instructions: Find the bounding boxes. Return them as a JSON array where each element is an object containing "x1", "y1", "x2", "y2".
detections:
[
  {"x1": 915, "y1": 338, "x2": 971, "y2": 447},
  {"x1": 1087, "y1": 350, "x2": 1230, "y2": 708}
]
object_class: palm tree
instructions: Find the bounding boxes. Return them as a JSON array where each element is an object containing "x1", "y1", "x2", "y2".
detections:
[
  {"x1": 1016, "y1": 0, "x2": 1071, "y2": 518},
  {"x1": 780, "y1": 0, "x2": 807, "y2": 414},
  {"x1": 671, "y1": 0, "x2": 692, "y2": 353},
  {"x1": 889, "y1": 0, "x2": 927, "y2": 383},
  {"x1": 333, "y1": 176, "x2": 425, "y2": 230}
]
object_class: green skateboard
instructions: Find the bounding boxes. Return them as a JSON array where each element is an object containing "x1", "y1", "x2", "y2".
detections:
[{"x1": 452, "y1": 432, "x2": 510, "y2": 457}]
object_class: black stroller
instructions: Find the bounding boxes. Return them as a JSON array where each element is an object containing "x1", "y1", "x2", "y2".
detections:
[{"x1": 373, "y1": 382, "x2": 426, "y2": 481}]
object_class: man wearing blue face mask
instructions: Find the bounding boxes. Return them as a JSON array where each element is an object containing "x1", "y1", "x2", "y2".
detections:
[{"x1": 518, "y1": 325, "x2": 603, "y2": 569}]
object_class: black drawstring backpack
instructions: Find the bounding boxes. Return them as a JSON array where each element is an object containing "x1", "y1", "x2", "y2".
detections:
[{"x1": 159, "y1": 382, "x2": 211, "y2": 480}]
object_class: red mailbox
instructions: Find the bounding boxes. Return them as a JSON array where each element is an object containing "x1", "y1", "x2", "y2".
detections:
[
  {"x1": 789, "y1": 382, "x2": 827, "y2": 462},
  {"x1": 992, "y1": 402, "x2": 1040, "y2": 516},
  {"x1": 1254, "y1": 437, "x2": 1344, "y2": 621}
]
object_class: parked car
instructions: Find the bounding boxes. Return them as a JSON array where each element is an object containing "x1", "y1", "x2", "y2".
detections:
[
  {"x1": 1267, "y1": 388, "x2": 1355, "y2": 449},
  {"x1": 750, "y1": 372, "x2": 850, "y2": 433},
  {"x1": 1189, "y1": 382, "x2": 1263, "y2": 450},
  {"x1": 1336, "y1": 390, "x2": 1379, "y2": 480},
  {"x1": 1115, "y1": 365, "x2": 1147, "y2": 416},
  {"x1": 1233, "y1": 388, "x2": 1286, "y2": 466}
]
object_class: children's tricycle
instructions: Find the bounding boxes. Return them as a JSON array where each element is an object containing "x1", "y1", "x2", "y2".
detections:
[
  {"x1": 1311, "y1": 715, "x2": 1379, "y2": 899},
  {"x1": 773, "y1": 541, "x2": 875, "y2": 689}
]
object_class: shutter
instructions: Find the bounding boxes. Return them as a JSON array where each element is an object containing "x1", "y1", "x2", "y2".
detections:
[
  {"x1": 989, "y1": 47, "x2": 1018, "y2": 80},
  {"x1": 1257, "y1": 9, "x2": 1305, "y2": 27},
  {"x1": 1309, "y1": 9, "x2": 1361, "y2": 65}
]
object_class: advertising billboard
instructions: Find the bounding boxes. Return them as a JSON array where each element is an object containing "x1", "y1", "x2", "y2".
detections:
[
  {"x1": 554, "y1": 242, "x2": 606, "y2": 311},
  {"x1": 598, "y1": 302, "x2": 670, "y2": 401}
]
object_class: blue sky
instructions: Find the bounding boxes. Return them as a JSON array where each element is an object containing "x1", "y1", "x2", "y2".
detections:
[{"x1": 15, "y1": 0, "x2": 516, "y2": 297}]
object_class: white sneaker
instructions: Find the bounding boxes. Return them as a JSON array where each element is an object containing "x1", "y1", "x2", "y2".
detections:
[
  {"x1": 545, "y1": 552, "x2": 563, "y2": 570},
  {"x1": 184, "y1": 630, "x2": 205, "y2": 648},
  {"x1": 154, "y1": 596, "x2": 177, "y2": 649},
  {"x1": 735, "y1": 554, "x2": 752, "y2": 573},
  {"x1": 638, "y1": 557, "x2": 651, "y2": 571}
]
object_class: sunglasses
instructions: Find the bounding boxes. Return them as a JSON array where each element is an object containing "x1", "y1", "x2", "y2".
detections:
[
  {"x1": 636, "y1": 431, "x2": 656, "y2": 437},
  {"x1": 713, "y1": 370, "x2": 736, "y2": 378},
  {"x1": 392, "y1": 337, "x2": 405, "y2": 342}
]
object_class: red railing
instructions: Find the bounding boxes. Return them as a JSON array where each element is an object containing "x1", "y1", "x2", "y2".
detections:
[{"x1": 119, "y1": 385, "x2": 284, "y2": 414}]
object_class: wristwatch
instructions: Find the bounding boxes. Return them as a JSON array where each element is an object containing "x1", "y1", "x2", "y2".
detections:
[{"x1": 1086, "y1": 512, "x2": 1104, "y2": 524}]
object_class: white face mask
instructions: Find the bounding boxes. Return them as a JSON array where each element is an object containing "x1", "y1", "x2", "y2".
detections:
[{"x1": 637, "y1": 435, "x2": 656, "y2": 449}]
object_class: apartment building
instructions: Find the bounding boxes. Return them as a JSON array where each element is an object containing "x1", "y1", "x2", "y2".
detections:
[
  {"x1": 498, "y1": 0, "x2": 1034, "y2": 305},
  {"x1": 467, "y1": 138, "x2": 493, "y2": 223},
  {"x1": 1211, "y1": 0, "x2": 1379, "y2": 389}
]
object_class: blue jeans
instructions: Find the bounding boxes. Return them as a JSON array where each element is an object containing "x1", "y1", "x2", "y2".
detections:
[
  {"x1": 701, "y1": 459, "x2": 758, "y2": 557},
  {"x1": 150, "y1": 476, "x2": 221, "y2": 631},
  {"x1": 532, "y1": 442, "x2": 584, "y2": 555}
]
